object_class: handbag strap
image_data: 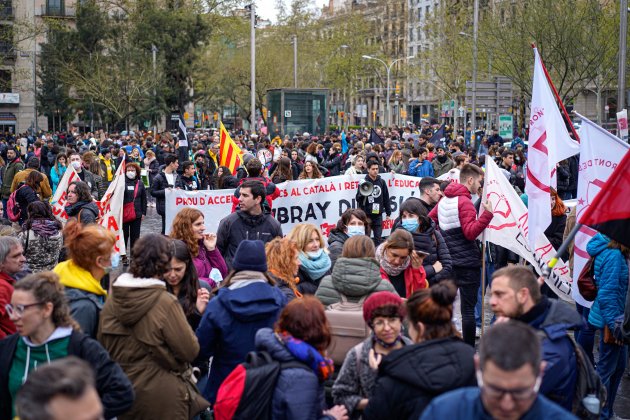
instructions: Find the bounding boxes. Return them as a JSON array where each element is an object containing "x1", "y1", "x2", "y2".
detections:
[{"x1": 132, "y1": 181, "x2": 139, "y2": 199}]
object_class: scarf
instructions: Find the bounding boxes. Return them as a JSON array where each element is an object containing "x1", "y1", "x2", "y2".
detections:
[
  {"x1": 65, "y1": 201, "x2": 91, "y2": 217},
  {"x1": 30, "y1": 219, "x2": 60, "y2": 238},
  {"x1": 375, "y1": 243, "x2": 410, "y2": 277},
  {"x1": 298, "y1": 251, "x2": 331, "y2": 280},
  {"x1": 276, "y1": 331, "x2": 334, "y2": 381}
]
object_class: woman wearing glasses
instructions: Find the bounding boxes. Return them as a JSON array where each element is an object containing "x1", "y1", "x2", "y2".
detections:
[
  {"x1": 363, "y1": 281, "x2": 476, "y2": 420},
  {"x1": 0, "y1": 271, "x2": 133, "y2": 420}
]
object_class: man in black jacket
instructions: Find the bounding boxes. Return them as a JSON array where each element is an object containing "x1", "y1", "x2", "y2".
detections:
[
  {"x1": 175, "y1": 161, "x2": 199, "y2": 191},
  {"x1": 150, "y1": 154, "x2": 179, "y2": 234},
  {"x1": 356, "y1": 160, "x2": 391, "y2": 246},
  {"x1": 217, "y1": 180, "x2": 282, "y2": 269}
]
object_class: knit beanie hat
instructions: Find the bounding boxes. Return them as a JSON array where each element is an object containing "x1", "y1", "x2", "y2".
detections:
[
  {"x1": 232, "y1": 240, "x2": 268, "y2": 272},
  {"x1": 363, "y1": 291, "x2": 406, "y2": 324}
]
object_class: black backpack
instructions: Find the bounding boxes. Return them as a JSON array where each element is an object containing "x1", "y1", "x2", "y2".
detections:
[{"x1": 213, "y1": 351, "x2": 311, "y2": 420}]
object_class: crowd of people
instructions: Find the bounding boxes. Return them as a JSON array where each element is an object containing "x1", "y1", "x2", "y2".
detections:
[{"x1": 0, "y1": 122, "x2": 626, "y2": 420}]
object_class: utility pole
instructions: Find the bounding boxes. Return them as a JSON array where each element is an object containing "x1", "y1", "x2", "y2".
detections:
[
  {"x1": 618, "y1": 0, "x2": 628, "y2": 111},
  {"x1": 471, "y1": 0, "x2": 479, "y2": 149},
  {"x1": 152, "y1": 44, "x2": 158, "y2": 133},
  {"x1": 292, "y1": 35, "x2": 298, "y2": 88},
  {"x1": 250, "y1": 3, "x2": 256, "y2": 133}
]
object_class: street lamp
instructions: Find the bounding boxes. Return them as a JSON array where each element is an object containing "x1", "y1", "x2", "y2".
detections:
[
  {"x1": 362, "y1": 55, "x2": 414, "y2": 127},
  {"x1": 291, "y1": 35, "x2": 297, "y2": 88}
]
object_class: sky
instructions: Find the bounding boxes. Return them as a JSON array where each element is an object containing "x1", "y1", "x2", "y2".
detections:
[{"x1": 255, "y1": 0, "x2": 282, "y2": 22}]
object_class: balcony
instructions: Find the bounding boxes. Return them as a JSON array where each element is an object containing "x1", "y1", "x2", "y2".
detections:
[{"x1": 38, "y1": 5, "x2": 76, "y2": 18}]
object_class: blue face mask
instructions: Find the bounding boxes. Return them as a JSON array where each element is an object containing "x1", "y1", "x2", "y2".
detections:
[
  {"x1": 347, "y1": 225, "x2": 364, "y2": 237},
  {"x1": 307, "y1": 249, "x2": 324, "y2": 259},
  {"x1": 110, "y1": 253, "x2": 120, "y2": 269},
  {"x1": 401, "y1": 218, "x2": 419, "y2": 233}
]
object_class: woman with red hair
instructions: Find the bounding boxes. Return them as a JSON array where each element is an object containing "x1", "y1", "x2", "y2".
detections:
[{"x1": 254, "y1": 296, "x2": 349, "y2": 420}]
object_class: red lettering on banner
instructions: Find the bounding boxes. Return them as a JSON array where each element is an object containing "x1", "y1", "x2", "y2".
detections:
[
  {"x1": 106, "y1": 216, "x2": 119, "y2": 231},
  {"x1": 344, "y1": 181, "x2": 359, "y2": 190},
  {"x1": 388, "y1": 179, "x2": 419, "y2": 188},
  {"x1": 535, "y1": 243, "x2": 553, "y2": 259}
]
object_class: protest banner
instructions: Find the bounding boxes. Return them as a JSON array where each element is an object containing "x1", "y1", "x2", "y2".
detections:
[
  {"x1": 51, "y1": 162, "x2": 126, "y2": 255},
  {"x1": 165, "y1": 174, "x2": 423, "y2": 236},
  {"x1": 572, "y1": 114, "x2": 630, "y2": 306},
  {"x1": 483, "y1": 158, "x2": 573, "y2": 302}
]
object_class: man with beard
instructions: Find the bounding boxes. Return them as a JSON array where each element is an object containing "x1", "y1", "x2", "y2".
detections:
[
  {"x1": 489, "y1": 266, "x2": 582, "y2": 412},
  {"x1": 432, "y1": 146, "x2": 455, "y2": 178}
]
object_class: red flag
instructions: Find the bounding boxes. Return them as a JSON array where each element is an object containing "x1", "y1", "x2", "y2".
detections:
[
  {"x1": 219, "y1": 122, "x2": 243, "y2": 175},
  {"x1": 579, "y1": 150, "x2": 630, "y2": 247}
]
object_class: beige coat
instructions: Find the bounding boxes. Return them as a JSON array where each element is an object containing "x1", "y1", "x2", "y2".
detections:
[{"x1": 98, "y1": 273, "x2": 204, "y2": 420}]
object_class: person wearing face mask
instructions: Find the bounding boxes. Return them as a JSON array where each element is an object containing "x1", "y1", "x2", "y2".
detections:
[
  {"x1": 53, "y1": 220, "x2": 118, "y2": 339},
  {"x1": 121, "y1": 163, "x2": 147, "y2": 266},
  {"x1": 365, "y1": 281, "x2": 476, "y2": 420},
  {"x1": 395, "y1": 199, "x2": 452, "y2": 286},
  {"x1": 287, "y1": 223, "x2": 332, "y2": 295},
  {"x1": 67, "y1": 152, "x2": 98, "y2": 199},
  {"x1": 327, "y1": 209, "x2": 371, "y2": 269}
]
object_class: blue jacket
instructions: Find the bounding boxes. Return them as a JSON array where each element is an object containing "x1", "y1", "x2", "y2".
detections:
[
  {"x1": 521, "y1": 298, "x2": 582, "y2": 411},
  {"x1": 50, "y1": 164, "x2": 67, "y2": 194},
  {"x1": 587, "y1": 233, "x2": 629, "y2": 330},
  {"x1": 255, "y1": 328, "x2": 333, "y2": 420},
  {"x1": 420, "y1": 387, "x2": 577, "y2": 420},
  {"x1": 408, "y1": 159, "x2": 434, "y2": 177},
  {"x1": 196, "y1": 280, "x2": 286, "y2": 403}
]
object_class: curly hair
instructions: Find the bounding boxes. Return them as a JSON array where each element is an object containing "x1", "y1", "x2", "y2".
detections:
[
  {"x1": 275, "y1": 296, "x2": 331, "y2": 352},
  {"x1": 169, "y1": 207, "x2": 204, "y2": 257},
  {"x1": 14, "y1": 272, "x2": 80, "y2": 331},
  {"x1": 266, "y1": 238, "x2": 300, "y2": 296},
  {"x1": 129, "y1": 234, "x2": 172, "y2": 279}
]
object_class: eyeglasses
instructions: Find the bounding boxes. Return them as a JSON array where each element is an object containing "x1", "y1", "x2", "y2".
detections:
[
  {"x1": 5, "y1": 302, "x2": 44, "y2": 318},
  {"x1": 477, "y1": 371, "x2": 541, "y2": 402},
  {"x1": 372, "y1": 318, "x2": 401, "y2": 329}
]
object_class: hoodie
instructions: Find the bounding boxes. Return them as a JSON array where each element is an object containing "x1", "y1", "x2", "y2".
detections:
[
  {"x1": 363, "y1": 337, "x2": 476, "y2": 420},
  {"x1": 195, "y1": 272, "x2": 287, "y2": 402},
  {"x1": 327, "y1": 230, "x2": 348, "y2": 268}
]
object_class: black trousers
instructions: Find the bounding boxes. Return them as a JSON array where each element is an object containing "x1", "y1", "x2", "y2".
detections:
[
  {"x1": 454, "y1": 266, "x2": 481, "y2": 347},
  {"x1": 123, "y1": 218, "x2": 142, "y2": 255},
  {"x1": 369, "y1": 214, "x2": 384, "y2": 246}
]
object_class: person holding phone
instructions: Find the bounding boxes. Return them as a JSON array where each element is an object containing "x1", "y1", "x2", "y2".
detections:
[
  {"x1": 375, "y1": 230, "x2": 428, "y2": 299},
  {"x1": 169, "y1": 207, "x2": 228, "y2": 288}
]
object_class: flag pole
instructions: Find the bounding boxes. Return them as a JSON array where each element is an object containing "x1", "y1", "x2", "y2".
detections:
[
  {"x1": 531, "y1": 43, "x2": 580, "y2": 143},
  {"x1": 542, "y1": 222, "x2": 582, "y2": 277},
  {"x1": 480, "y1": 240, "x2": 487, "y2": 336}
]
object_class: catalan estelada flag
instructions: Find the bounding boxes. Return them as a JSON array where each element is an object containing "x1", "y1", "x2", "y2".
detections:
[{"x1": 219, "y1": 122, "x2": 243, "y2": 175}]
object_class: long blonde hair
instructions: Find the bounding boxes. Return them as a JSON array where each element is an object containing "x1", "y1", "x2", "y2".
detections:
[{"x1": 287, "y1": 223, "x2": 326, "y2": 253}]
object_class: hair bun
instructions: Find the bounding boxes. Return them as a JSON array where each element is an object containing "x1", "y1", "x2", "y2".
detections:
[{"x1": 430, "y1": 281, "x2": 457, "y2": 306}]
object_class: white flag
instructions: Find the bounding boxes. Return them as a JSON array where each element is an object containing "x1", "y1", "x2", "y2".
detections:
[
  {"x1": 484, "y1": 158, "x2": 573, "y2": 302},
  {"x1": 572, "y1": 113, "x2": 629, "y2": 306},
  {"x1": 51, "y1": 162, "x2": 127, "y2": 255},
  {"x1": 525, "y1": 48, "x2": 579, "y2": 250}
]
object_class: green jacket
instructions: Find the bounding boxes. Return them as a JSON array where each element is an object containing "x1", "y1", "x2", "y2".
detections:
[
  {"x1": 315, "y1": 257, "x2": 397, "y2": 307},
  {"x1": 1, "y1": 160, "x2": 24, "y2": 199}
]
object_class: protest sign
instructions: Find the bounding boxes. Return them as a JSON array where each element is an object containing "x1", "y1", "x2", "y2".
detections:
[
  {"x1": 51, "y1": 163, "x2": 126, "y2": 254},
  {"x1": 483, "y1": 158, "x2": 573, "y2": 302},
  {"x1": 165, "y1": 174, "x2": 423, "y2": 236}
]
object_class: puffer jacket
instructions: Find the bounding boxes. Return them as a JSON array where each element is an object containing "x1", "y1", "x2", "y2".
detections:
[
  {"x1": 315, "y1": 257, "x2": 398, "y2": 306},
  {"x1": 587, "y1": 233, "x2": 629, "y2": 331},
  {"x1": 98, "y1": 273, "x2": 204, "y2": 420},
  {"x1": 327, "y1": 230, "x2": 348, "y2": 268},
  {"x1": 195, "y1": 273, "x2": 287, "y2": 403},
  {"x1": 65, "y1": 201, "x2": 100, "y2": 224},
  {"x1": 428, "y1": 183, "x2": 493, "y2": 268},
  {"x1": 254, "y1": 328, "x2": 333, "y2": 420},
  {"x1": 395, "y1": 221, "x2": 452, "y2": 285},
  {"x1": 363, "y1": 336, "x2": 476, "y2": 420},
  {"x1": 517, "y1": 297, "x2": 582, "y2": 411}
]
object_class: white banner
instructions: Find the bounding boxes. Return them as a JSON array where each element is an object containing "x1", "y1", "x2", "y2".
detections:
[
  {"x1": 573, "y1": 114, "x2": 630, "y2": 306},
  {"x1": 483, "y1": 158, "x2": 573, "y2": 302},
  {"x1": 51, "y1": 163, "x2": 126, "y2": 255},
  {"x1": 165, "y1": 174, "x2": 423, "y2": 237},
  {"x1": 616, "y1": 109, "x2": 628, "y2": 142}
]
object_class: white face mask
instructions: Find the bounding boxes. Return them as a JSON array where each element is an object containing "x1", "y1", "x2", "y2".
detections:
[
  {"x1": 71, "y1": 161, "x2": 82, "y2": 170},
  {"x1": 126, "y1": 171, "x2": 136, "y2": 180}
]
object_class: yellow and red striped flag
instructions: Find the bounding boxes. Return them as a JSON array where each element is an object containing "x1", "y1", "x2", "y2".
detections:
[{"x1": 219, "y1": 122, "x2": 243, "y2": 174}]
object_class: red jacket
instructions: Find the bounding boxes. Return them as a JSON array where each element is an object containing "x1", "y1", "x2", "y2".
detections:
[
  {"x1": 380, "y1": 265, "x2": 428, "y2": 298},
  {"x1": 0, "y1": 272, "x2": 16, "y2": 339},
  {"x1": 231, "y1": 176, "x2": 280, "y2": 213}
]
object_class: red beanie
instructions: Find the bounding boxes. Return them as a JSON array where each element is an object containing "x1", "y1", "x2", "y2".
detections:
[{"x1": 363, "y1": 291, "x2": 405, "y2": 324}]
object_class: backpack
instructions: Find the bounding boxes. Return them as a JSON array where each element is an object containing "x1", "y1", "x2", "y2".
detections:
[
  {"x1": 537, "y1": 331, "x2": 606, "y2": 418},
  {"x1": 7, "y1": 185, "x2": 26, "y2": 222},
  {"x1": 213, "y1": 351, "x2": 310, "y2": 420},
  {"x1": 577, "y1": 257, "x2": 597, "y2": 301},
  {"x1": 325, "y1": 294, "x2": 370, "y2": 365}
]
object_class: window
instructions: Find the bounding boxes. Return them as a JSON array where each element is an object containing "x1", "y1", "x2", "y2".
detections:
[{"x1": 0, "y1": 70, "x2": 10, "y2": 91}]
